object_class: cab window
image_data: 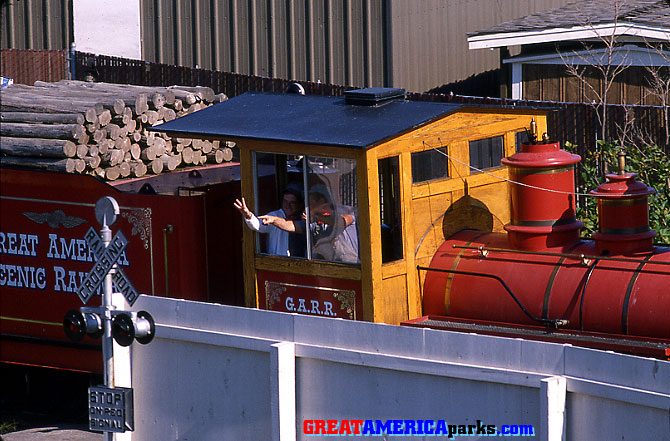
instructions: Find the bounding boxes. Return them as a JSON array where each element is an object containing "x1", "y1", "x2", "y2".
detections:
[{"x1": 252, "y1": 152, "x2": 360, "y2": 264}]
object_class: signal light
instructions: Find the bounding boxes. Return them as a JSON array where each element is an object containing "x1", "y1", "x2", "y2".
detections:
[
  {"x1": 63, "y1": 309, "x2": 103, "y2": 342},
  {"x1": 112, "y1": 311, "x2": 155, "y2": 347}
]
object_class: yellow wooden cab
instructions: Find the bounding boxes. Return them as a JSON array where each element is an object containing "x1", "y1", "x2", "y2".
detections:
[{"x1": 154, "y1": 88, "x2": 548, "y2": 324}]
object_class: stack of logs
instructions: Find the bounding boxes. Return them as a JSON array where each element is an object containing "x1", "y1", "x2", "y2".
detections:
[{"x1": 0, "y1": 80, "x2": 235, "y2": 180}]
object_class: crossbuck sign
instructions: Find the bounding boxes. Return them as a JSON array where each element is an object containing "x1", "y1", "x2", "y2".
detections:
[{"x1": 77, "y1": 227, "x2": 139, "y2": 306}]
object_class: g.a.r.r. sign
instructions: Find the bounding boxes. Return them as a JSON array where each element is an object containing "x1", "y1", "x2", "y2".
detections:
[{"x1": 258, "y1": 270, "x2": 362, "y2": 320}]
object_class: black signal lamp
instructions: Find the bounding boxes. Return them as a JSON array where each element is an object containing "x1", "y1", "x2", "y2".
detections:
[{"x1": 63, "y1": 309, "x2": 103, "y2": 341}]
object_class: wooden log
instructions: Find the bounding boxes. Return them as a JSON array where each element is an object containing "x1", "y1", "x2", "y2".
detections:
[
  {"x1": 140, "y1": 146, "x2": 157, "y2": 161},
  {"x1": 207, "y1": 149, "x2": 224, "y2": 164},
  {"x1": 118, "y1": 161, "x2": 131, "y2": 178},
  {"x1": 86, "y1": 121, "x2": 101, "y2": 134},
  {"x1": 148, "y1": 159, "x2": 164, "y2": 175},
  {"x1": 214, "y1": 93, "x2": 228, "y2": 103},
  {"x1": 0, "y1": 137, "x2": 77, "y2": 158},
  {"x1": 78, "y1": 132, "x2": 90, "y2": 145},
  {"x1": 91, "y1": 167, "x2": 105, "y2": 179},
  {"x1": 112, "y1": 113, "x2": 132, "y2": 126},
  {"x1": 152, "y1": 137, "x2": 166, "y2": 153},
  {"x1": 201, "y1": 140, "x2": 213, "y2": 154},
  {"x1": 172, "y1": 99, "x2": 183, "y2": 111},
  {"x1": 1, "y1": 103, "x2": 98, "y2": 123},
  {"x1": 129, "y1": 160, "x2": 147, "y2": 178},
  {"x1": 166, "y1": 87, "x2": 197, "y2": 105},
  {"x1": 76, "y1": 144, "x2": 89, "y2": 159},
  {"x1": 181, "y1": 146, "x2": 194, "y2": 164},
  {"x1": 105, "y1": 123, "x2": 122, "y2": 140},
  {"x1": 149, "y1": 93, "x2": 166, "y2": 109},
  {"x1": 85, "y1": 155, "x2": 101, "y2": 169},
  {"x1": 140, "y1": 134, "x2": 155, "y2": 146},
  {"x1": 97, "y1": 110, "x2": 112, "y2": 126},
  {"x1": 2, "y1": 91, "x2": 105, "y2": 117},
  {"x1": 0, "y1": 156, "x2": 77, "y2": 172},
  {"x1": 131, "y1": 130, "x2": 142, "y2": 143},
  {"x1": 162, "y1": 140, "x2": 173, "y2": 155},
  {"x1": 169, "y1": 85, "x2": 215, "y2": 102},
  {"x1": 0, "y1": 112, "x2": 85, "y2": 125},
  {"x1": 175, "y1": 137, "x2": 192, "y2": 147},
  {"x1": 96, "y1": 139, "x2": 114, "y2": 154},
  {"x1": 159, "y1": 154, "x2": 180, "y2": 171},
  {"x1": 88, "y1": 145, "x2": 100, "y2": 157},
  {"x1": 115, "y1": 137, "x2": 131, "y2": 152},
  {"x1": 124, "y1": 119, "x2": 137, "y2": 133},
  {"x1": 74, "y1": 159, "x2": 86, "y2": 173},
  {"x1": 33, "y1": 81, "x2": 151, "y2": 113},
  {"x1": 101, "y1": 149, "x2": 124, "y2": 166},
  {"x1": 187, "y1": 103, "x2": 203, "y2": 114},
  {"x1": 104, "y1": 166, "x2": 121, "y2": 181},
  {"x1": 145, "y1": 110, "x2": 160, "y2": 125},
  {"x1": 222, "y1": 147, "x2": 233, "y2": 162},
  {"x1": 0, "y1": 122, "x2": 86, "y2": 141},
  {"x1": 129, "y1": 143, "x2": 141, "y2": 160},
  {"x1": 92, "y1": 128, "x2": 106, "y2": 143}
]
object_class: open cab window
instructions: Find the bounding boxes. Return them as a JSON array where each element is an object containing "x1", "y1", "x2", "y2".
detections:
[{"x1": 252, "y1": 152, "x2": 360, "y2": 265}]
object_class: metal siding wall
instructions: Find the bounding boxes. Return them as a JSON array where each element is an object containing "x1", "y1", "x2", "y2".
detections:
[
  {"x1": 0, "y1": 0, "x2": 72, "y2": 50},
  {"x1": 137, "y1": 0, "x2": 386, "y2": 87},
  {"x1": 389, "y1": 0, "x2": 572, "y2": 93}
]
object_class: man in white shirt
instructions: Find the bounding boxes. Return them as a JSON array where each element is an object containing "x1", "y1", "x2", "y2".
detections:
[{"x1": 234, "y1": 184, "x2": 305, "y2": 257}]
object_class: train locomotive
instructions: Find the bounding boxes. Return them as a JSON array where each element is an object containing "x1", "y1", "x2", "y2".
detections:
[
  {"x1": 2, "y1": 88, "x2": 669, "y2": 377},
  {"x1": 417, "y1": 138, "x2": 670, "y2": 357}
]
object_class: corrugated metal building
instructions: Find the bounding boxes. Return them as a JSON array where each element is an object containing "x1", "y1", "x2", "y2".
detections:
[{"x1": 1, "y1": 0, "x2": 572, "y2": 93}]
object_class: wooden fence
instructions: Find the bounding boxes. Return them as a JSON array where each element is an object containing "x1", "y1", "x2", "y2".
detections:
[
  {"x1": 0, "y1": 49, "x2": 66, "y2": 84},
  {"x1": 1, "y1": 49, "x2": 666, "y2": 157}
]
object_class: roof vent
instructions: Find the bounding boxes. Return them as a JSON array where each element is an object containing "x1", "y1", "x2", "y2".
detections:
[{"x1": 344, "y1": 87, "x2": 406, "y2": 106}]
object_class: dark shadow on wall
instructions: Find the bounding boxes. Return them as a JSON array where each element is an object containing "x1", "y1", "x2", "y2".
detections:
[
  {"x1": 427, "y1": 69, "x2": 502, "y2": 98},
  {"x1": 442, "y1": 195, "x2": 497, "y2": 239}
]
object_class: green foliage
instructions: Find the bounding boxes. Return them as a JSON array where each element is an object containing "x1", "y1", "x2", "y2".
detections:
[
  {"x1": 0, "y1": 418, "x2": 19, "y2": 435},
  {"x1": 565, "y1": 140, "x2": 670, "y2": 244}
]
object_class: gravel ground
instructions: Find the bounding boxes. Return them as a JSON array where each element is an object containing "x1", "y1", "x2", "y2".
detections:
[{"x1": 2, "y1": 424, "x2": 102, "y2": 441}]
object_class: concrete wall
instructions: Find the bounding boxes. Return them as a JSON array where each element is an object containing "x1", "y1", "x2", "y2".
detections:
[
  {"x1": 73, "y1": 0, "x2": 142, "y2": 59},
  {"x1": 127, "y1": 295, "x2": 670, "y2": 441}
]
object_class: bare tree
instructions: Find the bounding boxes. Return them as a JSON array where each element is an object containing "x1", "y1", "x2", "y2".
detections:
[
  {"x1": 560, "y1": 0, "x2": 630, "y2": 141},
  {"x1": 644, "y1": 42, "x2": 670, "y2": 149}
]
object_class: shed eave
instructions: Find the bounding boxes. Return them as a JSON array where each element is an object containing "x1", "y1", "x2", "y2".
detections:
[{"x1": 468, "y1": 23, "x2": 670, "y2": 49}]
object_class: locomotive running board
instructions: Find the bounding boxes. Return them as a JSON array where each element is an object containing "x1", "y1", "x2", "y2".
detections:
[{"x1": 402, "y1": 315, "x2": 670, "y2": 359}]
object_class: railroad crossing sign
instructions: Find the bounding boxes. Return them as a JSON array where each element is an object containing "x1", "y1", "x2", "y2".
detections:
[
  {"x1": 80, "y1": 227, "x2": 140, "y2": 306},
  {"x1": 76, "y1": 197, "x2": 139, "y2": 306}
]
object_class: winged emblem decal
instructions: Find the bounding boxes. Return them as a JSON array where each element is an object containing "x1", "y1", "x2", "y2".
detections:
[{"x1": 22, "y1": 210, "x2": 87, "y2": 229}]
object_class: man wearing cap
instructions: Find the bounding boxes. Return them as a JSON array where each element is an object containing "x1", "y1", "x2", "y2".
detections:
[
  {"x1": 234, "y1": 183, "x2": 306, "y2": 257},
  {"x1": 258, "y1": 184, "x2": 359, "y2": 264}
]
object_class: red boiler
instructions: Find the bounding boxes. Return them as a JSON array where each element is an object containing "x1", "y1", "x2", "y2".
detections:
[{"x1": 422, "y1": 141, "x2": 670, "y2": 342}]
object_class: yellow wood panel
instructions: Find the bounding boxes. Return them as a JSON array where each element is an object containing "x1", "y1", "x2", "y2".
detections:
[
  {"x1": 254, "y1": 256, "x2": 362, "y2": 280},
  {"x1": 239, "y1": 147, "x2": 259, "y2": 308},
  {"x1": 413, "y1": 166, "x2": 511, "y2": 200},
  {"x1": 468, "y1": 181, "x2": 511, "y2": 231},
  {"x1": 378, "y1": 274, "x2": 409, "y2": 325},
  {"x1": 361, "y1": 149, "x2": 379, "y2": 322},
  {"x1": 412, "y1": 192, "x2": 454, "y2": 261},
  {"x1": 375, "y1": 111, "x2": 546, "y2": 158},
  {"x1": 381, "y1": 259, "x2": 406, "y2": 278},
  {"x1": 236, "y1": 138, "x2": 359, "y2": 160},
  {"x1": 400, "y1": 151, "x2": 421, "y2": 320}
]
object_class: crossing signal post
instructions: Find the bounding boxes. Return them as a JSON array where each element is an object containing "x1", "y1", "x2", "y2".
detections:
[{"x1": 62, "y1": 196, "x2": 154, "y2": 439}]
